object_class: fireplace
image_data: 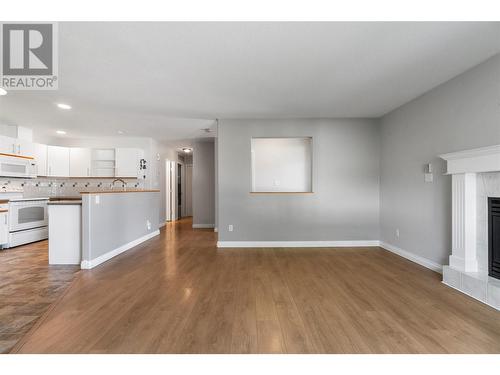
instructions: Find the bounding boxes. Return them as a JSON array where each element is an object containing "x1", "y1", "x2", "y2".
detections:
[
  {"x1": 489, "y1": 197, "x2": 500, "y2": 280},
  {"x1": 440, "y1": 145, "x2": 500, "y2": 311}
]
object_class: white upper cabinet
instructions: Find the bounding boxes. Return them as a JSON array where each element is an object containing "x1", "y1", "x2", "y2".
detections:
[
  {"x1": 0, "y1": 136, "x2": 34, "y2": 157},
  {"x1": 47, "y1": 146, "x2": 70, "y2": 177},
  {"x1": 0, "y1": 136, "x2": 17, "y2": 154},
  {"x1": 16, "y1": 139, "x2": 34, "y2": 157},
  {"x1": 33, "y1": 143, "x2": 48, "y2": 176},
  {"x1": 69, "y1": 148, "x2": 91, "y2": 177},
  {"x1": 115, "y1": 148, "x2": 142, "y2": 177}
]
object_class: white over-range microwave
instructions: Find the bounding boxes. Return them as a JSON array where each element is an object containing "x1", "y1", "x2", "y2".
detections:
[{"x1": 0, "y1": 154, "x2": 37, "y2": 178}]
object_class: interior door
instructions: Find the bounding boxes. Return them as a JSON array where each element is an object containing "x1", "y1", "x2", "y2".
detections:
[
  {"x1": 165, "y1": 160, "x2": 177, "y2": 221},
  {"x1": 185, "y1": 165, "x2": 193, "y2": 216}
]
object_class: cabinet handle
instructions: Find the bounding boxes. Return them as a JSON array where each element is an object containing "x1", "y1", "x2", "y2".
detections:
[
  {"x1": 49, "y1": 166, "x2": 51, "y2": 175},
  {"x1": 17, "y1": 144, "x2": 20, "y2": 154},
  {"x1": 87, "y1": 167, "x2": 90, "y2": 176},
  {"x1": 12, "y1": 144, "x2": 15, "y2": 153}
]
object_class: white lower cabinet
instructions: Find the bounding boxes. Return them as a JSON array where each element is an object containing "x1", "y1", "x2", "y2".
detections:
[
  {"x1": 48, "y1": 204, "x2": 82, "y2": 265},
  {"x1": 0, "y1": 211, "x2": 8, "y2": 246},
  {"x1": 69, "y1": 147, "x2": 91, "y2": 177}
]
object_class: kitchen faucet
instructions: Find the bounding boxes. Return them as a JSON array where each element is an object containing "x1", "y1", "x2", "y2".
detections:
[{"x1": 111, "y1": 178, "x2": 126, "y2": 190}]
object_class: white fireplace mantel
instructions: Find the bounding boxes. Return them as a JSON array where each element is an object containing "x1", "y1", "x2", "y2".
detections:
[
  {"x1": 439, "y1": 144, "x2": 500, "y2": 311},
  {"x1": 439, "y1": 144, "x2": 500, "y2": 175}
]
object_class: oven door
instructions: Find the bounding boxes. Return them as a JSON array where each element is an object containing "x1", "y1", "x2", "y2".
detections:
[{"x1": 9, "y1": 200, "x2": 48, "y2": 232}]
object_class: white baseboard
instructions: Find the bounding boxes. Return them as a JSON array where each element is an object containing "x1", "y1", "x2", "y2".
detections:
[
  {"x1": 379, "y1": 241, "x2": 443, "y2": 273},
  {"x1": 214, "y1": 227, "x2": 218, "y2": 232},
  {"x1": 193, "y1": 224, "x2": 215, "y2": 229},
  {"x1": 159, "y1": 222, "x2": 166, "y2": 228},
  {"x1": 217, "y1": 240, "x2": 380, "y2": 248},
  {"x1": 81, "y1": 230, "x2": 160, "y2": 270}
]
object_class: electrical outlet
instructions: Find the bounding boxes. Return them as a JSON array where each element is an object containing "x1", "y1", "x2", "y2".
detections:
[
  {"x1": 147, "y1": 220, "x2": 151, "y2": 230},
  {"x1": 228, "y1": 224, "x2": 234, "y2": 232},
  {"x1": 396, "y1": 228, "x2": 400, "y2": 239}
]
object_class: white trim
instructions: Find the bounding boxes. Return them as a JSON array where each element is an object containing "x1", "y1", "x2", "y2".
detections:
[
  {"x1": 193, "y1": 223, "x2": 215, "y2": 229},
  {"x1": 439, "y1": 144, "x2": 500, "y2": 160},
  {"x1": 81, "y1": 230, "x2": 160, "y2": 269},
  {"x1": 217, "y1": 240, "x2": 380, "y2": 248},
  {"x1": 159, "y1": 221, "x2": 166, "y2": 228},
  {"x1": 439, "y1": 144, "x2": 500, "y2": 174},
  {"x1": 379, "y1": 241, "x2": 443, "y2": 273},
  {"x1": 214, "y1": 227, "x2": 218, "y2": 232}
]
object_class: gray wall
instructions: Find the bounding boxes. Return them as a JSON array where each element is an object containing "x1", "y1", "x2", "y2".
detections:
[
  {"x1": 193, "y1": 140, "x2": 215, "y2": 226},
  {"x1": 380, "y1": 53, "x2": 500, "y2": 265},
  {"x1": 82, "y1": 192, "x2": 160, "y2": 263},
  {"x1": 218, "y1": 119, "x2": 380, "y2": 241}
]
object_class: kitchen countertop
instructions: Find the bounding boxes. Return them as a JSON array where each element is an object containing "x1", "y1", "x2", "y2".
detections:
[
  {"x1": 49, "y1": 197, "x2": 82, "y2": 201},
  {"x1": 48, "y1": 200, "x2": 82, "y2": 206},
  {"x1": 80, "y1": 190, "x2": 160, "y2": 194}
]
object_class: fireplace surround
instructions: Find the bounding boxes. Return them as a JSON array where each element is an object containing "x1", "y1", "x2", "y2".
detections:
[{"x1": 440, "y1": 145, "x2": 500, "y2": 311}]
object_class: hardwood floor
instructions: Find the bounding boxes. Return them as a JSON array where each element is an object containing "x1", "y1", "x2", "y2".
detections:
[
  {"x1": 0, "y1": 240, "x2": 80, "y2": 353},
  {"x1": 8, "y1": 218, "x2": 500, "y2": 353}
]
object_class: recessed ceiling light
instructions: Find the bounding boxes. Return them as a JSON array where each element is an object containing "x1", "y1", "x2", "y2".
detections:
[
  {"x1": 0, "y1": 88, "x2": 7, "y2": 96},
  {"x1": 182, "y1": 148, "x2": 192, "y2": 153},
  {"x1": 117, "y1": 130, "x2": 125, "y2": 134},
  {"x1": 57, "y1": 103, "x2": 71, "y2": 110},
  {"x1": 56, "y1": 130, "x2": 67, "y2": 135}
]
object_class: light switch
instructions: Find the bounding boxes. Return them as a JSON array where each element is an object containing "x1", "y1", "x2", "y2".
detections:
[
  {"x1": 95, "y1": 195, "x2": 100, "y2": 204},
  {"x1": 424, "y1": 173, "x2": 433, "y2": 183}
]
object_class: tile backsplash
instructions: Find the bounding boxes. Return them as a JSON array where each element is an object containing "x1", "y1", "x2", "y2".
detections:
[{"x1": 0, "y1": 177, "x2": 145, "y2": 198}]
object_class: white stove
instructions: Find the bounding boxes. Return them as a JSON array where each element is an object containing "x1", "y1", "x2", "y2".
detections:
[{"x1": 0, "y1": 192, "x2": 49, "y2": 248}]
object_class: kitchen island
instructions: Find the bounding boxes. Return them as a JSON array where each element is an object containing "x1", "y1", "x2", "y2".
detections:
[{"x1": 48, "y1": 190, "x2": 160, "y2": 269}]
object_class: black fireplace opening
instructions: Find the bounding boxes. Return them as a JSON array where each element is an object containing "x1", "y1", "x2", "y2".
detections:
[{"x1": 488, "y1": 197, "x2": 500, "y2": 280}]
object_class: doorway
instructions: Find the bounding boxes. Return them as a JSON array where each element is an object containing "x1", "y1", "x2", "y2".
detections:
[
  {"x1": 185, "y1": 164, "x2": 193, "y2": 216},
  {"x1": 177, "y1": 163, "x2": 182, "y2": 217},
  {"x1": 166, "y1": 157, "x2": 192, "y2": 221}
]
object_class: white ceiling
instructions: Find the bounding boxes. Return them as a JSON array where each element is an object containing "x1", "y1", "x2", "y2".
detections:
[{"x1": 0, "y1": 22, "x2": 499, "y2": 144}]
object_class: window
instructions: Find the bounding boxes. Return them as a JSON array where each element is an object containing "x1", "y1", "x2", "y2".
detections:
[{"x1": 251, "y1": 137, "x2": 312, "y2": 193}]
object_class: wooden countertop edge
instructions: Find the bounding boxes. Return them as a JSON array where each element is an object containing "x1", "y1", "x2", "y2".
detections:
[
  {"x1": 249, "y1": 192, "x2": 314, "y2": 194},
  {"x1": 48, "y1": 201, "x2": 82, "y2": 205},
  {"x1": 80, "y1": 190, "x2": 160, "y2": 194},
  {"x1": 0, "y1": 152, "x2": 34, "y2": 160},
  {"x1": 37, "y1": 176, "x2": 139, "y2": 179},
  {"x1": 0, "y1": 209, "x2": 8, "y2": 212},
  {"x1": 49, "y1": 197, "x2": 83, "y2": 201}
]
